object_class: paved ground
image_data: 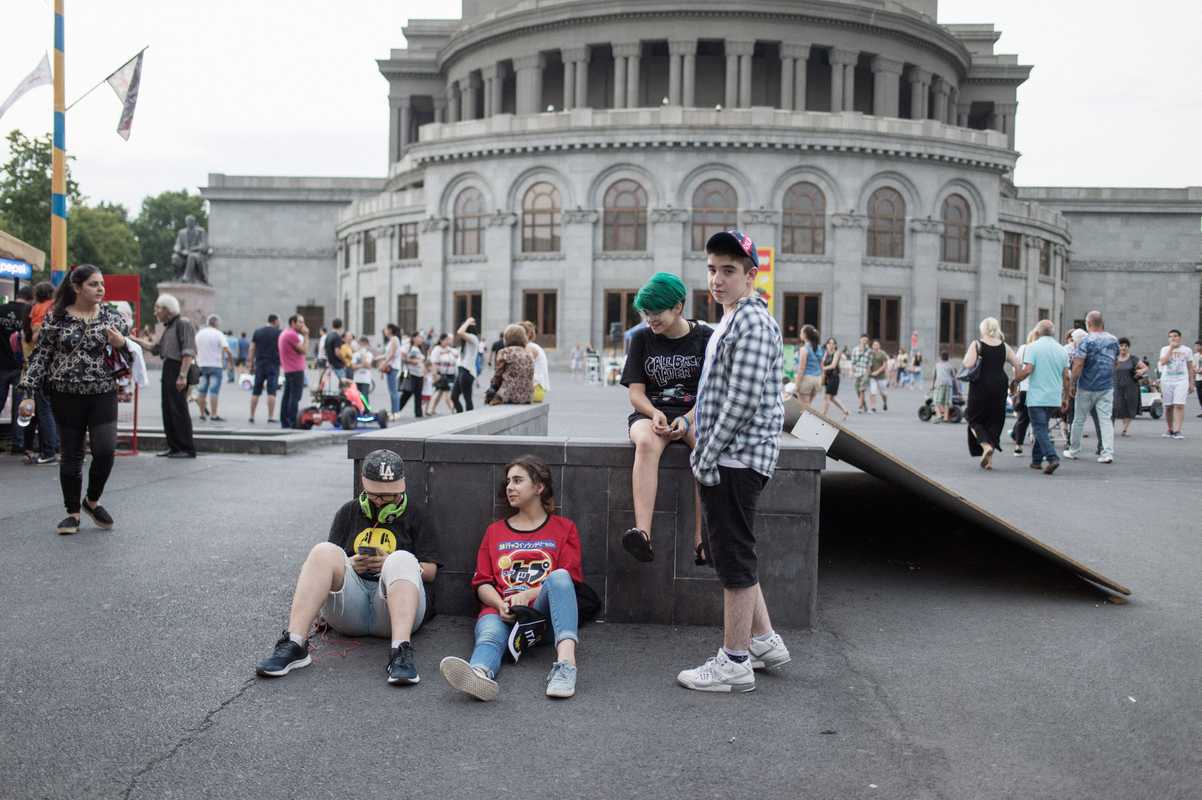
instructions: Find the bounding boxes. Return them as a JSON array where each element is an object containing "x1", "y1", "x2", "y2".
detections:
[{"x1": 2, "y1": 381, "x2": 1200, "y2": 799}]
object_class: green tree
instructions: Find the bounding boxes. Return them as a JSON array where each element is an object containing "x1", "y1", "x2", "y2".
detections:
[
  {"x1": 0, "y1": 129, "x2": 82, "y2": 272},
  {"x1": 131, "y1": 189, "x2": 207, "y2": 323},
  {"x1": 67, "y1": 202, "x2": 140, "y2": 272}
]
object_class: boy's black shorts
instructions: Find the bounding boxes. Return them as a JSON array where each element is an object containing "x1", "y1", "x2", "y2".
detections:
[{"x1": 698, "y1": 466, "x2": 768, "y2": 589}]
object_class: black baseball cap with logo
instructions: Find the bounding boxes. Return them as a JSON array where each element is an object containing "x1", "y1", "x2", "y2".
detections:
[
  {"x1": 705, "y1": 229, "x2": 759, "y2": 268},
  {"x1": 362, "y1": 449, "x2": 405, "y2": 485}
]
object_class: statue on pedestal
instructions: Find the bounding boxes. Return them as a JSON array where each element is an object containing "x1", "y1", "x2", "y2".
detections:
[{"x1": 172, "y1": 215, "x2": 212, "y2": 284}]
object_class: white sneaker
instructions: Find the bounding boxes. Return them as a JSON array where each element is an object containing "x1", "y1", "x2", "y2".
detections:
[
  {"x1": 1062, "y1": 449, "x2": 1078, "y2": 460},
  {"x1": 677, "y1": 649, "x2": 755, "y2": 693},
  {"x1": 439, "y1": 656, "x2": 498, "y2": 702},
  {"x1": 1097, "y1": 454, "x2": 1113, "y2": 464},
  {"x1": 749, "y1": 633, "x2": 792, "y2": 671}
]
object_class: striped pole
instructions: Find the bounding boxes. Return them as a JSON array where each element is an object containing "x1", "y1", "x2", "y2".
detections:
[{"x1": 51, "y1": 0, "x2": 67, "y2": 286}]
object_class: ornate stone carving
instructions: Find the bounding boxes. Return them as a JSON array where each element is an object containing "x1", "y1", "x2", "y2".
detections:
[
  {"x1": 829, "y1": 48, "x2": 859, "y2": 67},
  {"x1": 1023, "y1": 235, "x2": 1044, "y2": 250},
  {"x1": 668, "y1": 40, "x2": 698, "y2": 56},
  {"x1": 1070, "y1": 260, "x2": 1197, "y2": 273},
  {"x1": 514, "y1": 252, "x2": 566, "y2": 262},
  {"x1": 831, "y1": 213, "x2": 868, "y2": 229},
  {"x1": 908, "y1": 218, "x2": 945, "y2": 235},
  {"x1": 420, "y1": 216, "x2": 450, "y2": 232},
  {"x1": 780, "y1": 43, "x2": 812, "y2": 60},
  {"x1": 649, "y1": 207, "x2": 689, "y2": 224},
  {"x1": 870, "y1": 55, "x2": 904, "y2": 75},
  {"x1": 937, "y1": 261, "x2": 978, "y2": 273},
  {"x1": 218, "y1": 247, "x2": 336, "y2": 260},
  {"x1": 487, "y1": 211, "x2": 518, "y2": 227},
  {"x1": 513, "y1": 53, "x2": 546, "y2": 71},
  {"x1": 741, "y1": 208, "x2": 779, "y2": 225},
  {"x1": 562, "y1": 208, "x2": 599, "y2": 225},
  {"x1": 862, "y1": 257, "x2": 913, "y2": 269},
  {"x1": 612, "y1": 42, "x2": 641, "y2": 59},
  {"x1": 974, "y1": 224, "x2": 1004, "y2": 241},
  {"x1": 725, "y1": 41, "x2": 756, "y2": 57},
  {"x1": 562, "y1": 46, "x2": 590, "y2": 63}
]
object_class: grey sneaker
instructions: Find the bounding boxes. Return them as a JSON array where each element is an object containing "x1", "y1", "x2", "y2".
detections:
[
  {"x1": 677, "y1": 649, "x2": 755, "y2": 693},
  {"x1": 545, "y1": 661, "x2": 577, "y2": 699},
  {"x1": 439, "y1": 656, "x2": 498, "y2": 702},
  {"x1": 749, "y1": 633, "x2": 791, "y2": 670}
]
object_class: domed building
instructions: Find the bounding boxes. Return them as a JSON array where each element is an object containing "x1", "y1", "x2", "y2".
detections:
[{"x1": 204, "y1": 0, "x2": 1202, "y2": 360}]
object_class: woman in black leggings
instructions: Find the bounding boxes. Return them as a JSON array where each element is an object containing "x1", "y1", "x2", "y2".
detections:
[{"x1": 19, "y1": 265, "x2": 131, "y2": 535}]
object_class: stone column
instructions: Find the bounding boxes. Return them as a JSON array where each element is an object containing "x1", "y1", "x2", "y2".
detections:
[
  {"x1": 447, "y1": 82, "x2": 460, "y2": 123},
  {"x1": 995, "y1": 101, "x2": 1017, "y2": 149},
  {"x1": 561, "y1": 209, "x2": 598, "y2": 352},
  {"x1": 399, "y1": 100, "x2": 412, "y2": 155},
  {"x1": 831, "y1": 213, "x2": 868, "y2": 347},
  {"x1": 871, "y1": 56, "x2": 902, "y2": 117},
  {"x1": 932, "y1": 77, "x2": 950, "y2": 125},
  {"x1": 562, "y1": 60, "x2": 575, "y2": 109},
  {"x1": 909, "y1": 68, "x2": 931, "y2": 120},
  {"x1": 1024, "y1": 234, "x2": 1042, "y2": 333},
  {"x1": 956, "y1": 101, "x2": 971, "y2": 128},
  {"x1": 483, "y1": 212, "x2": 517, "y2": 340},
  {"x1": 514, "y1": 53, "x2": 546, "y2": 114},
  {"x1": 615, "y1": 43, "x2": 641, "y2": 108},
  {"x1": 723, "y1": 41, "x2": 754, "y2": 108},
  {"x1": 724, "y1": 45, "x2": 739, "y2": 108},
  {"x1": 463, "y1": 72, "x2": 481, "y2": 120},
  {"x1": 650, "y1": 207, "x2": 689, "y2": 283},
  {"x1": 418, "y1": 216, "x2": 449, "y2": 333},
  {"x1": 613, "y1": 49, "x2": 627, "y2": 109},
  {"x1": 780, "y1": 52, "x2": 795, "y2": 110},
  {"x1": 974, "y1": 224, "x2": 1004, "y2": 329},
  {"x1": 493, "y1": 65, "x2": 506, "y2": 114},
  {"x1": 387, "y1": 100, "x2": 401, "y2": 163},
  {"x1": 563, "y1": 47, "x2": 590, "y2": 110},
  {"x1": 841, "y1": 51, "x2": 859, "y2": 111},
  {"x1": 668, "y1": 48, "x2": 682, "y2": 105},
  {"x1": 946, "y1": 86, "x2": 958, "y2": 125},
  {"x1": 782, "y1": 43, "x2": 810, "y2": 111},
  {"x1": 909, "y1": 220, "x2": 944, "y2": 367},
  {"x1": 829, "y1": 49, "x2": 857, "y2": 113},
  {"x1": 482, "y1": 65, "x2": 497, "y2": 117},
  {"x1": 433, "y1": 94, "x2": 446, "y2": 124},
  {"x1": 682, "y1": 48, "x2": 697, "y2": 107}
]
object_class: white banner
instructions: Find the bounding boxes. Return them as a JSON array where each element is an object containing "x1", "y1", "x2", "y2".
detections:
[{"x1": 0, "y1": 54, "x2": 52, "y2": 121}]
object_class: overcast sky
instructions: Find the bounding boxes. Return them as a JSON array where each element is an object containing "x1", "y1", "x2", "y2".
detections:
[{"x1": 2, "y1": 0, "x2": 1200, "y2": 213}]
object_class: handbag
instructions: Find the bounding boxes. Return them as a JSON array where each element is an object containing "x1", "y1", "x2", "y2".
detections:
[
  {"x1": 105, "y1": 344, "x2": 131, "y2": 380},
  {"x1": 957, "y1": 341, "x2": 983, "y2": 383}
]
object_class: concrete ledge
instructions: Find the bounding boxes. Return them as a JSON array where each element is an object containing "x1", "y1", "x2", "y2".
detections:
[
  {"x1": 347, "y1": 403, "x2": 823, "y2": 628},
  {"x1": 120, "y1": 427, "x2": 347, "y2": 455}
]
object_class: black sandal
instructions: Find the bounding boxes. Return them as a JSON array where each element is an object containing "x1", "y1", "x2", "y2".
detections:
[
  {"x1": 621, "y1": 528, "x2": 654, "y2": 562},
  {"x1": 694, "y1": 541, "x2": 710, "y2": 567}
]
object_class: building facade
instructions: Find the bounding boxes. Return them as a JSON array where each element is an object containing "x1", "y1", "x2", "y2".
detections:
[{"x1": 204, "y1": 0, "x2": 1201, "y2": 357}]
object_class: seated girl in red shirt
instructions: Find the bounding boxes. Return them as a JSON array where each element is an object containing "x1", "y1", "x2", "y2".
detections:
[{"x1": 439, "y1": 455, "x2": 583, "y2": 701}]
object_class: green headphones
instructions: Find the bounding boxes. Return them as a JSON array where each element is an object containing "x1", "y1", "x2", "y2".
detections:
[{"x1": 358, "y1": 491, "x2": 408, "y2": 524}]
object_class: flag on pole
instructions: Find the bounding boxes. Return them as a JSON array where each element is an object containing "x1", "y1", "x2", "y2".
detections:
[
  {"x1": 106, "y1": 50, "x2": 144, "y2": 140},
  {"x1": 0, "y1": 54, "x2": 53, "y2": 122}
]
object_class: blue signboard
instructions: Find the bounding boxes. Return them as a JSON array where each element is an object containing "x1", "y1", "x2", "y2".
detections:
[{"x1": 0, "y1": 257, "x2": 34, "y2": 280}]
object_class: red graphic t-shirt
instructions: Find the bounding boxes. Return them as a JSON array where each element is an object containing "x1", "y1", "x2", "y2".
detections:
[{"x1": 471, "y1": 515, "x2": 583, "y2": 618}]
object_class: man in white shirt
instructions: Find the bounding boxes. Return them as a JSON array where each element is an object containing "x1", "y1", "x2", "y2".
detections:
[
  {"x1": 1193, "y1": 340, "x2": 1202, "y2": 419},
  {"x1": 1157, "y1": 328, "x2": 1195, "y2": 439},
  {"x1": 194, "y1": 315, "x2": 233, "y2": 422}
]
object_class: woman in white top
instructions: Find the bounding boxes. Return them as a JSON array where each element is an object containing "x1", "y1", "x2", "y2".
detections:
[
  {"x1": 521, "y1": 320, "x2": 551, "y2": 402},
  {"x1": 425, "y1": 333, "x2": 458, "y2": 415},
  {"x1": 380, "y1": 324, "x2": 403, "y2": 415},
  {"x1": 351, "y1": 336, "x2": 375, "y2": 400}
]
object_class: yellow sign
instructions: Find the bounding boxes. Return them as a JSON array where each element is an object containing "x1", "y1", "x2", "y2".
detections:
[{"x1": 754, "y1": 246, "x2": 775, "y2": 314}]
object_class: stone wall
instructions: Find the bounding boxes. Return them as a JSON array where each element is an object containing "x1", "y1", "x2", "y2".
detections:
[{"x1": 347, "y1": 405, "x2": 823, "y2": 628}]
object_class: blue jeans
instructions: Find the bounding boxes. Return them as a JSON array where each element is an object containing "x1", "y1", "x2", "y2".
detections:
[
  {"x1": 469, "y1": 568, "x2": 579, "y2": 679},
  {"x1": 280, "y1": 370, "x2": 305, "y2": 428},
  {"x1": 1027, "y1": 406, "x2": 1059, "y2": 467},
  {"x1": 385, "y1": 370, "x2": 400, "y2": 414},
  {"x1": 24, "y1": 388, "x2": 59, "y2": 457},
  {"x1": 198, "y1": 366, "x2": 224, "y2": 396}
]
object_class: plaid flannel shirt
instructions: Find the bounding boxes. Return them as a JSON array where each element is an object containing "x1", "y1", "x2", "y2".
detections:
[
  {"x1": 691, "y1": 295, "x2": 784, "y2": 486},
  {"x1": 851, "y1": 346, "x2": 872, "y2": 378}
]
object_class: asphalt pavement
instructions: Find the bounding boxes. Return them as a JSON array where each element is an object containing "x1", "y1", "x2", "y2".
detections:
[{"x1": 1, "y1": 381, "x2": 1200, "y2": 799}]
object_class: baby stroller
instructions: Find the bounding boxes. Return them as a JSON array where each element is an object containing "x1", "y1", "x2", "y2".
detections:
[
  {"x1": 298, "y1": 368, "x2": 388, "y2": 431},
  {"x1": 917, "y1": 382, "x2": 964, "y2": 423}
]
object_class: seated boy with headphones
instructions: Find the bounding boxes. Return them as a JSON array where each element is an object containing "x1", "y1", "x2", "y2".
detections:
[{"x1": 256, "y1": 449, "x2": 441, "y2": 685}]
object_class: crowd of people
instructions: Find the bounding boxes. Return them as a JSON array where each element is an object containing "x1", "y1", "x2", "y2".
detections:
[{"x1": 254, "y1": 229, "x2": 791, "y2": 698}]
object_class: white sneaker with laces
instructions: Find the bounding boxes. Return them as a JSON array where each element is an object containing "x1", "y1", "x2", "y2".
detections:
[
  {"x1": 676, "y1": 649, "x2": 755, "y2": 693},
  {"x1": 749, "y1": 633, "x2": 791, "y2": 670},
  {"x1": 1062, "y1": 449, "x2": 1078, "y2": 460},
  {"x1": 1097, "y1": 454, "x2": 1113, "y2": 464}
]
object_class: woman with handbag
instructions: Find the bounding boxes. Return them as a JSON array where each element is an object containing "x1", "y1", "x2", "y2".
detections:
[
  {"x1": 18, "y1": 265, "x2": 131, "y2": 534},
  {"x1": 129, "y1": 293, "x2": 197, "y2": 458},
  {"x1": 958, "y1": 317, "x2": 1024, "y2": 470},
  {"x1": 393, "y1": 331, "x2": 426, "y2": 418}
]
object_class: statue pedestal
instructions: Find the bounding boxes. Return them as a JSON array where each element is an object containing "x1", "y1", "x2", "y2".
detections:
[{"x1": 157, "y1": 281, "x2": 217, "y2": 328}]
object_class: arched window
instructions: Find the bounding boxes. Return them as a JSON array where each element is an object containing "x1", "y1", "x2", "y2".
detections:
[
  {"x1": 453, "y1": 187, "x2": 484, "y2": 256},
  {"x1": 691, "y1": 179, "x2": 738, "y2": 251},
  {"x1": 941, "y1": 193, "x2": 971, "y2": 263},
  {"x1": 603, "y1": 179, "x2": 648, "y2": 251},
  {"x1": 521, "y1": 182, "x2": 561, "y2": 253},
  {"x1": 782, "y1": 182, "x2": 826, "y2": 255},
  {"x1": 867, "y1": 187, "x2": 906, "y2": 258}
]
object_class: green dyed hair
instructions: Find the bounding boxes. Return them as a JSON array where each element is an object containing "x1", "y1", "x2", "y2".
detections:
[{"x1": 633, "y1": 272, "x2": 687, "y2": 313}]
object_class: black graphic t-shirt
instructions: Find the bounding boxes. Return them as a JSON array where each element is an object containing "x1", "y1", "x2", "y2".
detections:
[
  {"x1": 325, "y1": 498, "x2": 442, "y2": 581},
  {"x1": 621, "y1": 320, "x2": 713, "y2": 415}
]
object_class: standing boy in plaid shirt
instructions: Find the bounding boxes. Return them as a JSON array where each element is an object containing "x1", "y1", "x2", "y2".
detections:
[
  {"x1": 851, "y1": 334, "x2": 873, "y2": 412},
  {"x1": 675, "y1": 230, "x2": 790, "y2": 693}
]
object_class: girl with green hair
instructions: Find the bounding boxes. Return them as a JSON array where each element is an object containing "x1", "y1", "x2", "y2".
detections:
[{"x1": 618, "y1": 272, "x2": 714, "y2": 564}]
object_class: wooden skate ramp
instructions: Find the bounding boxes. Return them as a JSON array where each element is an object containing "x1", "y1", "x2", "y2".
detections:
[{"x1": 791, "y1": 409, "x2": 1131, "y2": 597}]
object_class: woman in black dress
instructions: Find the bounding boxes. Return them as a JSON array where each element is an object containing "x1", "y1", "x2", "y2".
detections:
[
  {"x1": 960, "y1": 317, "x2": 1024, "y2": 470},
  {"x1": 1112, "y1": 337, "x2": 1147, "y2": 436}
]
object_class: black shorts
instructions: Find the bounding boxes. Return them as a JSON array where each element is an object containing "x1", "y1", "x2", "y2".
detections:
[
  {"x1": 698, "y1": 466, "x2": 768, "y2": 589},
  {"x1": 824, "y1": 375, "x2": 840, "y2": 396},
  {"x1": 252, "y1": 364, "x2": 279, "y2": 396},
  {"x1": 434, "y1": 376, "x2": 452, "y2": 392},
  {"x1": 627, "y1": 408, "x2": 689, "y2": 431}
]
